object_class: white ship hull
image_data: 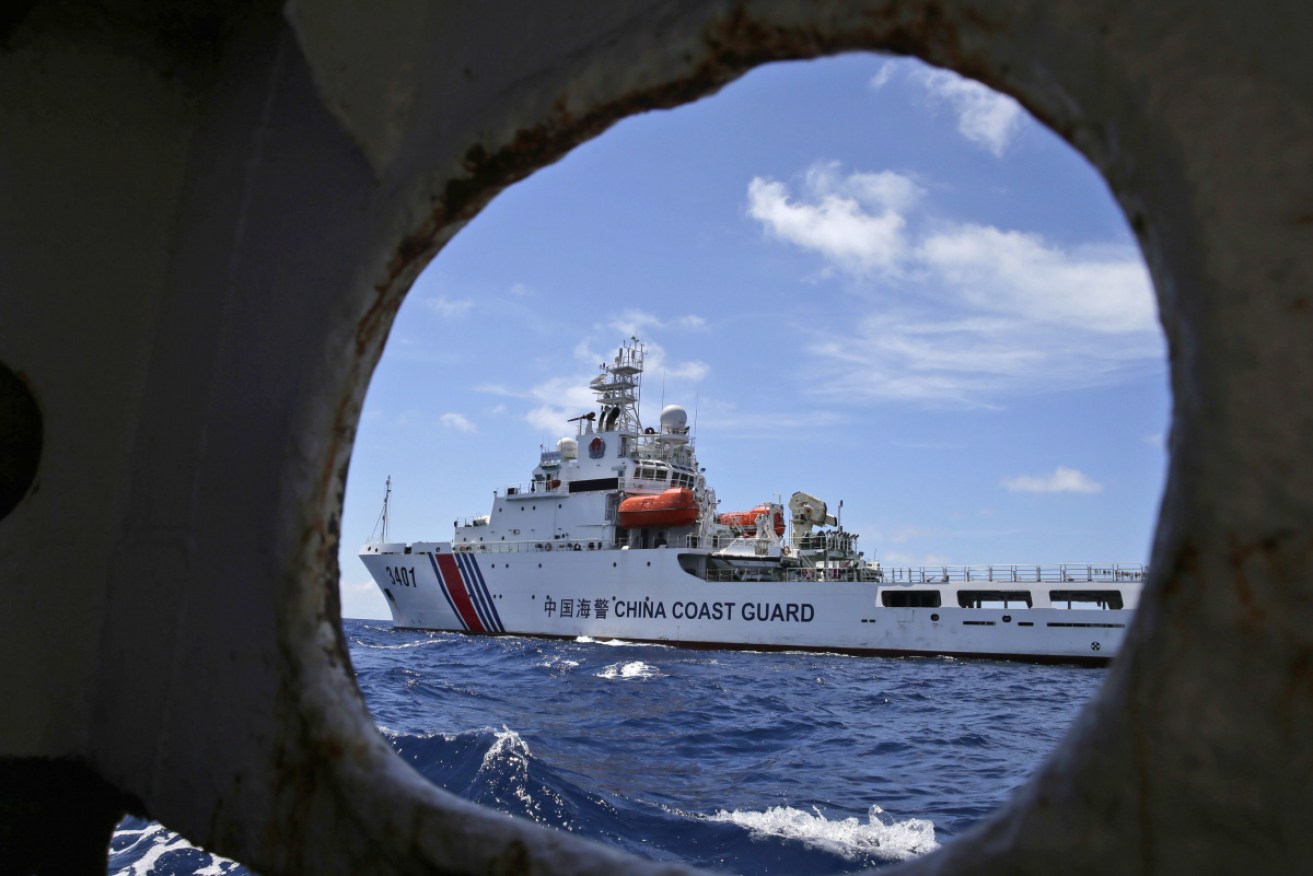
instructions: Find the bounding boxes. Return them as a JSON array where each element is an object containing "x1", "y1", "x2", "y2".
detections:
[{"x1": 361, "y1": 543, "x2": 1137, "y2": 665}]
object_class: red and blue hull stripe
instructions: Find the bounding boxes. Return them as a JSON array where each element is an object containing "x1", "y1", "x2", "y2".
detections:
[{"x1": 430, "y1": 552, "x2": 503, "y2": 632}]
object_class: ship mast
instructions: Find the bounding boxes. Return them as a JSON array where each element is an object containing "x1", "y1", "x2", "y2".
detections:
[
  {"x1": 591, "y1": 336, "x2": 644, "y2": 434},
  {"x1": 371, "y1": 475, "x2": 392, "y2": 544}
]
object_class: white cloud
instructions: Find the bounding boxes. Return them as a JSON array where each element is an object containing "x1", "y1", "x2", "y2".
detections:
[
  {"x1": 695, "y1": 398, "x2": 845, "y2": 438},
  {"x1": 479, "y1": 330, "x2": 710, "y2": 437},
  {"x1": 425, "y1": 294, "x2": 475, "y2": 318},
  {"x1": 812, "y1": 230, "x2": 1158, "y2": 405},
  {"x1": 914, "y1": 67, "x2": 1024, "y2": 156},
  {"x1": 523, "y1": 374, "x2": 598, "y2": 435},
  {"x1": 581, "y1": 327, "x2": 711, "y2": 389},
  {"x1": 340, "y1": 577, "x2": 389, "y2": 620},
  {"x1": 607, "y1": 309, "x2": 709, "y2": 337},
  {"x1": 641, "y1": 341, "x2": 709, "y2": 384},
  {"x1": 747, "y1": 162, "x2": 923, "y2": 277},
  {"x1": 917, "y1": 226, "x2": 1157, "y2": 334},
  {"x1": 1001, "y1": 466, "x2": 1103, "y2": 494},
  {"x1": 440, "y1": 412, "x2": 477, "y2": 433},
  {"x1": 573, "y1": 339, "x2": 603, "y2": 364},
  {"x1": 868, "y1": 62, "x2": 894, "y2": 90},
  {"x1": 746, "y1": 162, "x2": 1162, "y2": 406}
]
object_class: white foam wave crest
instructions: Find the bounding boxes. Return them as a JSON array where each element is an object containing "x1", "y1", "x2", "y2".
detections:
[
  {"x1": 375, "y1": 725, "x2": 458, "y2": 742},
  {"x1": 354, "y1": 635, "x2": 451, "y2": 650},
  {"x1": 707, "y1": 804, "x2": 938, "y2": 862},
  {"x1": 576, "y1": 636, "x2": 667, "y2": 648},
  {"x1": 540, "y1": 655, "x2": 582, "y2": 671},
  {"x1": 111, "y1": 821, "x2": 239, "y2": 875},
  {"x1": 481, "y1": 725, "x2": 533, "y2": 773},
  {"x1": 596, "y1": 660, "x2": 662, "y2": 680}
]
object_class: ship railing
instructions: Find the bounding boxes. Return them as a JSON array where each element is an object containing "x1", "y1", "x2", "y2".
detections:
[
  {"x1": 449, "y1": 539, "x2": 608, "y2": 554},
  {"x1": 617, "y1": 476, "x2": 698, "y2": 493},
  {"x1": 668, "y1": 533, "x2": 769, "y2": 551},
  {"x1": 878, "y1": 563, "x2": 1147, "y2": 585},
  {"x1": 702, "y1": 566, "x2": 882, "y2": 583},
  {"x1": 496, "y1": 481, "x2": 567, "y2": 498},
  {"x1": 674, "y1": 533, "x2": 861, "y2": 553},
  {"x1": 786, "y1": 533, "x2": 858, "y2": 553}
]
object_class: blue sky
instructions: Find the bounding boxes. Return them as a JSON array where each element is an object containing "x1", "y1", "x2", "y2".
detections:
[{"x1": 340, "y1": 54, "x2": 1169, "y2": 620}]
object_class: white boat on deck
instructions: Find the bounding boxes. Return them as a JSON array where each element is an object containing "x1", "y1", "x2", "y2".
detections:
[{"x1": 361, "y1": 338, "x2": 1143, "y2": 665}]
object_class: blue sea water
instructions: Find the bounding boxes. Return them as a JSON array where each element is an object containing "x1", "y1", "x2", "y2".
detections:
[{"x1": 109, "y1": 619, "x2": 1105, "y2": 874}]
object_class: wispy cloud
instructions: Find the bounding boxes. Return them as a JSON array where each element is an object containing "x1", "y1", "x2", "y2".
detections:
[
  {"x1": 425, "y1": 294, "x2": 475, "y2": 318},
  {"x1": 868, "y1": 62, "x2": 894, "y2": 91},
  {"x1": 606, "y1": 308, "x2": 709, "y2": 336},
  {"x1": 440, "y1": 412, "x2": 477, "y2": 433},
  {"x1": 746, "y1": 162, "x2": 1161, "y2": 407},
  {"x1": 918, "y1": 227, "x2": 1156, "y2": 334},
  {"x1": 643, "y1": 341, "x2": 709, "y2": 383},
  {"x1": 474, "y1": 383, "x2": 522, "y2": 398},
  {"x1": 524, "y1": 374, "x2": 598, "y2": 435},
  {"x1": 479, "y1": 323, "x2": 711, "y2": 436},
  {"x1": 695, "y1": 398, "x2": 845, "y2": 438},
  {"x1": 1001, "y1": 466, "x2": 1103, "y2": 494},
  {"x1": 913, "y1": 67, "x2": 1024, "y2": 156}
]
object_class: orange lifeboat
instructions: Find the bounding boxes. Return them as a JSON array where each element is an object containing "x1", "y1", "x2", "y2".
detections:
[
  {"x1": 717, "y1": 504, "x2": 786, "y2": 537},
  {"x1": 617, "y1": 488, "x2": 699, "y2": 528}
]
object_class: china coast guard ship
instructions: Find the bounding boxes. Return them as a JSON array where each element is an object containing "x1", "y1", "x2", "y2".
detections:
[{"x1": 360, "y1": 338, "x2": 1144, "y2": 664}]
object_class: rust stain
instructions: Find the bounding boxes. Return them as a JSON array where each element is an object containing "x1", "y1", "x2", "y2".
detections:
[
  {"x1": 1225, "y1": 528, "x2": 1308, "y2": 631},
  {"x1": 355, "y1": 0, "x2": 1014, "y2": 350},
  {"x1": 1225, "y1": 533, "x2": 1267, "y2": 629}
]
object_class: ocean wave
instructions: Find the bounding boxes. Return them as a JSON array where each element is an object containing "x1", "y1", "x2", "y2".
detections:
[
  {"x1": 104, "y1": 621, "x2": 1099, "y2": 874},
  {"x1": 705, "y1": 804, "x2": 939, "y2": 862},
  {"x1": 596, "y1": 661, "x2": 663, "y2": 680},
  {"x1": 109, "y1": 819, "x2": 241, "y2": 875},
  {"x1": 350, "y1": 632, "x2": 452, "y2": 650},
  {"x1": 539, "y1": 654, "x2": 581, "y2": 672},
  {"x1": 576, "y1": 636, "x2": 669, "y2": 649}
]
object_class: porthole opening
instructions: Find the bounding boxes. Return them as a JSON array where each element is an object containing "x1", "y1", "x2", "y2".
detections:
[
  {"x1": 325, "y1": 53, "x2": 1165, "y2": 876},
  {"x1": 322, "y1": 56, "x2": 1165, "y2": 876}
]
